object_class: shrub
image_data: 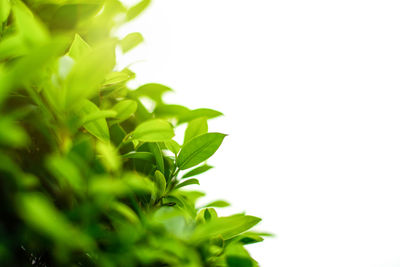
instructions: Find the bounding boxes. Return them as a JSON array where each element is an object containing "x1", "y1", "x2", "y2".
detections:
[{"x1": 0, "y1": 0, "x2": 268, "y2": 266}]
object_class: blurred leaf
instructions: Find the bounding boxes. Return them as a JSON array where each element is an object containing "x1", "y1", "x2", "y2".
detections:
[
  {"x1": 13, "y1": 1, "x2": 49, "y2": 46},
  {"x1": 0, "y1": 0, "x2": 10, "y2": 23},
  {"x1": 79, "y1": 99, "x2": 110, "y2": 142},
  {"x1": 121, "y1": 151, "x2": 154, "y2": 161},
  {"x1": 112, "y1": 99, "x2": 137, "y2": 122},
  {"x1": 126, "y1": 0, "x2": 151, "y2": 21},
  {"x1": 67, "y1": 33, "x2": 91, "y2": 60},
  {"x1": 125, "y1": 119, "x2": 174, "y2": 142},
  {"x1": 154, "y1": 104, "x2": 190, "y2": 119},
  {"x1": 120, "y1": 32, "x2": 143, "y2": 53},
  {"x1": 164, "y1": 139, "x2": 181, "y2": 155},
  {"x1": 17, "y1": 193, "x2": 94, "y2": 249},
  {"x1": 96, "y1": 142, "x2": 121, "y2": 172},
  {"x1": 177, "y1": 133, "x2": 226, "y2": 170},
  {"x1": 64, "y1": 40, "x2": 116, "y2": 108},
  {"x1": 204, "y1": 200, "x2": 230, "y2": 208},
  {"x1": 184, "y1": 117, "x2": 208, "y2": 144},
  {"x1": 182, "y1": 164, "x2": 213, "y2": 179},
  {"x1": 178, "y1": 108, "x2": 223, "y2": 124},
  {"x1": 111, "y1": 201, "x2": 139, "y2": 224},
  {"x1": 130, "y1": 83, "x2": 172, "y2": 103},
  {"x1": 175, "y1": 178, "x2": 199, "y2": 189},
  {"x1": 46, "y1": 155, "x2": 83, "y2": 192},
  {"x1": 0, "y1": 117, "x2": 28, "y2": 147},
  {"x1": 104, "y1": 70, "x2": 134, "y2": 86},
  {"x1": 154, "y1": 170, "x2": 166, "y2": 200}
]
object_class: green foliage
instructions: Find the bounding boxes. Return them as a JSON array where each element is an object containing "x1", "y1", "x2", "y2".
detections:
[{"x1": 0, "y1": 0, "x2": 267, "y2": 266}]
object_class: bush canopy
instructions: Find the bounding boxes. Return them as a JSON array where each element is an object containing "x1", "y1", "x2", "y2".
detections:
[{"x1": 0, "y1": 0, "x2": 268, "y2": 266}]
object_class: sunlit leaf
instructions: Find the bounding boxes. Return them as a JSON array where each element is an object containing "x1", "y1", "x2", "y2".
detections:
[
  {"x1": 178, "y1": 108, "x2": 223, "y2": 124},
  {"x1": 112, "y1": 99, "x2": 137, "y2": 122},
  {"x1": 79, "y1": 99, "x2": 110, "y2": 142},
  {"x1": 177, "y1": 133, "x2": 226, "y2": 170},
  {"x1": 126, "y1": 0, "x2": 151, "y2": 21},
  {"x1": 120, "y1": 32, "x2": 143, "y2": 53},
  {"x1": 125, "y1": 119, "x2": 174, "y2": 142},
  {"x1": 184, "y1": 117, "x2": 208, "y2": 144},
  {"x1": 182, "y1": 164, "x2": 213, "y2": 179},
  {"x1": 175, "y1": 178, "x2": 199, "y2": 189},
  {"x1": 204, "y1": 200, "x2": 230, "y2": 208}
]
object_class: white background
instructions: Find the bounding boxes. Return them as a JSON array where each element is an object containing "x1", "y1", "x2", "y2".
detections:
[{"x1": 118, "y1": 1, "x2": 400, "y2": 266}]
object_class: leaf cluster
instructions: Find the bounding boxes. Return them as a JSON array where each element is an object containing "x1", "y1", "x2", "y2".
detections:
[{"x1": 0, "y1": 0, "x2": 268, "y2": 266}]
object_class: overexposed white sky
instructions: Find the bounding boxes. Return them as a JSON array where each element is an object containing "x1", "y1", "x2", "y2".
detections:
[{"x1": 118, "y1": 1, "x2": 400, "y2": 266}]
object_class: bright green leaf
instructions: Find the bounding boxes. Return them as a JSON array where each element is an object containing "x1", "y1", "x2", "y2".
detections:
[
  {"x1": 178, "y1": 108, "x2": 223, "y2": 124},
  {"x1": 126, "y1": 0, "x2": 151, "y2": 21},
  {"x1": 126, "y1": 119, "x2": 174, "y2": 142},
  {"x1": 175, "y1": 178, "x2": 199, "y2": 189},
  {"x1": 113, "y1": 100, "x2": 137, "y2": 122},
  {"x1": 120, "y1": 32, "x2": 143, "y2": 53},
  {"x1": 182, "y1": 164, "x2": 213, "y2": 179},
  {"x1": 148, "y1": 143, "x2": 164, "y2": 173},
  {"x1": 79, "y1": 100, "x2": 110, "y2": 142},
  {"x1": 184, "y1": 117, "x2": 208, "y2": 144},
  {"x1": 204, "y1": 200, "x2": 230, "y2": 208},
  {"x1": 67, "y1": 34, "x2": 91, "y2": 60},
  {"x1": 177, "y1": 133, "x2": 226, "y2": 170}
]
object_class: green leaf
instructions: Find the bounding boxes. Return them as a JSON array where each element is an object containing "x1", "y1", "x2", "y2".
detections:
[
  {"x1": 126, "y1": 0, "x2": 151, "y2": 21},
  {"x1": 0, "y1": 0, "x2": 11, "y2": 23},
  {"x1": 111, "y1": 201, "x2": 140, "y2": 224},
  {"x1": 177, "y1": 133, "x2": 226, "y2": 170},
  {"x1": 182, "y1": 164, "x2": 213, "y2": 179},
  {"x1": 96, "y1": 142, "x2": 121, "y2": 172},
  {"x1": 164, "y1": 139, "x2": 181, "y2": 155},
  {"x1": 79, "y1": 100, "x2": 110, "y2": 142},
  {"x1": 67, "y1": 34, "x2": 91, "y2": 60},
  {"x1": 184, "y1": 117, "x2": 208, "y2": 144},
  {"x1": 154, "y1": 170, "x2": 166, "y2": 199},
  {"x1": 121, "y1": 151, "x2": 154, "y2": 161},
  {"x1": 175, "y1": 178, "x2": 199, "y2": 189},
  {"x1": 192, "y1": 214, "x2": 262, "y2": 242},
  {"x1": 46, "y1": 156, "x2": 83, "y2": 192},
  {"x1": 113, "y1": 99, "x2": 137, "y2": 122},
  {"x1": 120, "y1": 32, "x2": 143, "y2": 53},
  {"x1": 204, "y1": 200, "x2": 230, "y2": 208},
  {"x1": 0, "y1": 117, "x2": 28, "y2": 147},
  {"x1": 178, "y1": 108, "x2": 223, "y2": 124},
  {"x1": 126, "y1": 119, "x2": 174, "y2": 142},
  {"x1": 13, "y1": 1, "x2": 49, "y2": 46},
  {"x1": 64, "y1": 40, "x2": 116, "y2": 108},
  {"x1": 154, "y1": 104, "x2": 190, "y2": 118},
  {"x1": 17, "y1": 193, "x2": 94, "y2": 250},
  {"x1": 104, "y1": 70, "x2": 134, "y2": 86},
  {"x1": 130, "y1": 83, "x2": 172, "y2": 103},
  {"x1": 148, "y1": 143, "x2": 164, "y2": 173}
]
